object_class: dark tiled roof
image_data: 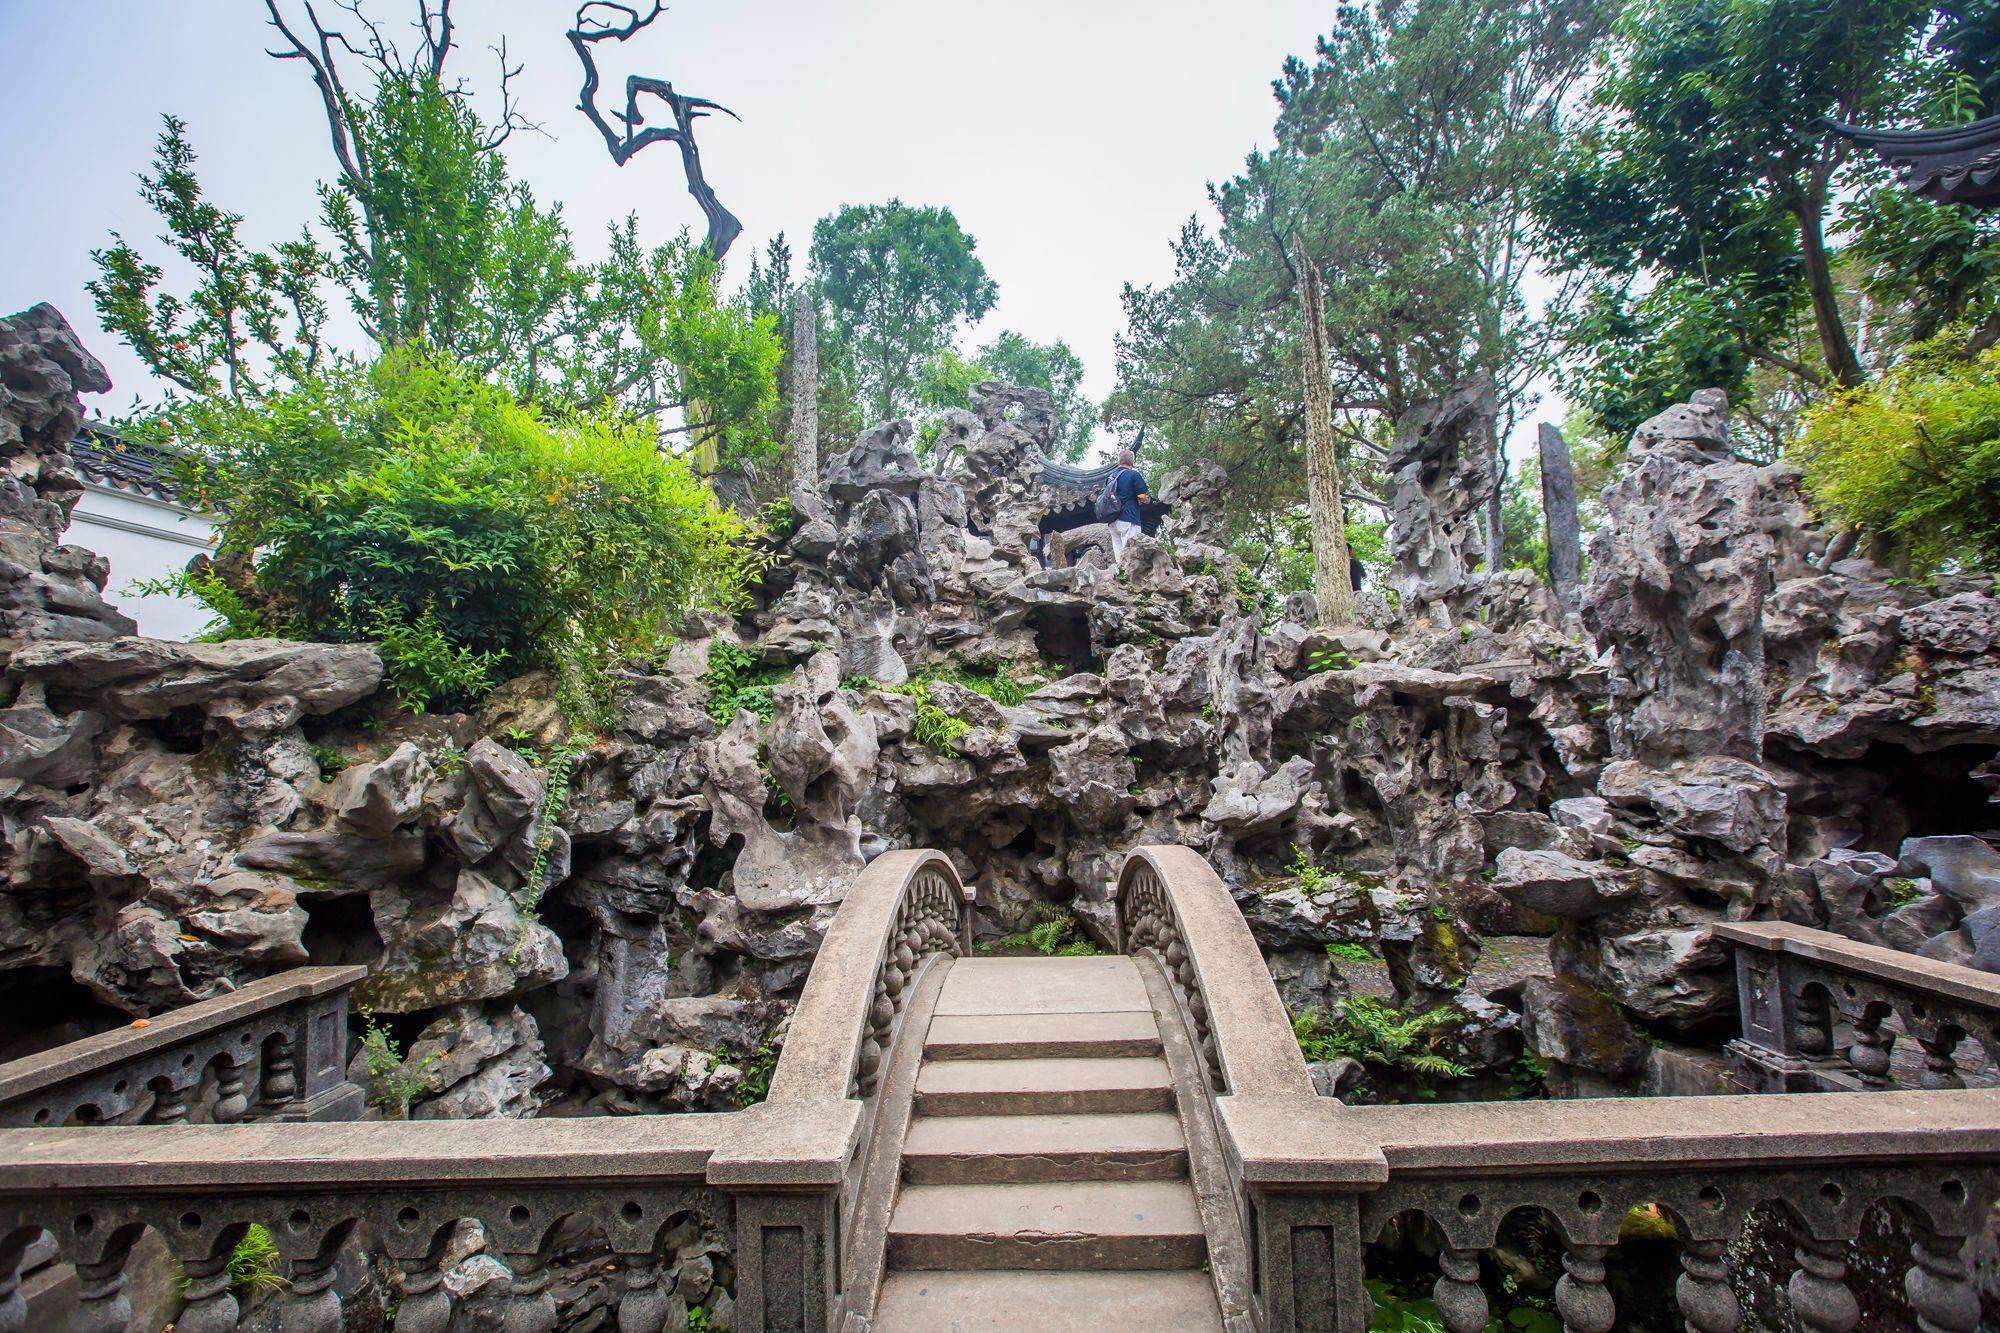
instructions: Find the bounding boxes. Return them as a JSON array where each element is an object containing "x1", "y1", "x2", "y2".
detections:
[
  {"x1": 68, "y1": 423, "x2": 184, "y2": 504},
  {"x1": 1828, "y1": 113, "x2": 2000, "y2": 208}
]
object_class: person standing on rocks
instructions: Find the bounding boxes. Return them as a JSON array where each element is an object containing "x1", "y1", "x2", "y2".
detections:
[{"x1": 1107, "y1": 449, "x2": 1151, "y2": 563}]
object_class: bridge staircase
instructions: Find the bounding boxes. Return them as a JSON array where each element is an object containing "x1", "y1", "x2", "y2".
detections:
[{"x1": 872, "y1": 955, "x2": 1222, "y2": 1331}]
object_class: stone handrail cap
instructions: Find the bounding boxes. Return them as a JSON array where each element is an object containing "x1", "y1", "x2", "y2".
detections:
[
  {"x1": 703, "y1": 1100, "x2": 863, "y2": 1188},
  {"x1": 1714, "y1": 921, "x2": 2000, "y2": 1009},
  {"x1": 0, "y1": 964, "x2": 368, "y2": 1103},
  {"x1": 0, "y1": 1114, "x2": 732, "y2": 1191},
  {"x1": 1217, "y1": 1094, "x2": 1388, "y2": 1186},
  {"x1": 1122, "y1": 845, "x2": 1314, "y2": 1098}
]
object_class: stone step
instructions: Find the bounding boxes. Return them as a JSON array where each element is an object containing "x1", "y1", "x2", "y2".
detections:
[
  {"x1": 912, "y1": 1056, "x2": 1175, "y2": 1117},
  {"x1": 924, "y1": 1011, "x2": 1161, "y2": 1061},
  {"x1": 873, "y1": 1269, "x2": 1223, "y2": 1332},
  {"x1": 902, "y1": 1113, "x2": 1188, "y2": 1184},
  {"x1": 934, "y1": 956, "x2": 1151, "y2": 1016},
  {"x1": 885, "y1": 1181, "x2": 1207, "y2": 1271}
]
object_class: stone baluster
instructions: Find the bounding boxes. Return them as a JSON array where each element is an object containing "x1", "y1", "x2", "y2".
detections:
[
  {"x1": 72, "y1": 1250, "x2": 135, "y2": 1333},
  {"x1": 613, "y1": 1250, "x2": 670, "y2": 1333},
  {"x1": 1433, "y1": 1247, "x2": 1488, "y2": 1333},
  {"x1": 0, "y1": 1232, "x2": 28, "y2": 1333},
  {"x1": 144, "y1": 1076, "x2": 191, "y2": 1126},
  {"x1": 212, "y1": 1055, "x2": 250, "y2": 1124},
  {"x1": 1914, "y1": 1028, "x2": 1966, "y2": 1091},
  {"x1": 1788, "y1": 1236, "x2": 1860, "y2": 1332},
  {"x1": 500, "y1": 1246, "x2": 558, "y2": 1333},
  {"x1": 1844, "y1": 1008, "x2": 1894, "y2": 1087},
  {"x1": 1905, "y1": 1226, "x2": 1980, "y2": 1333},
  {"x1": 260, "y1": 1032, "x2": 300, "y2": 1114},
  {"x1": 278, "y1": 1229, "x2": 347, "y2": 1333},
  {"x1": 1794, "y1": 987, "x2": 1832, "y2": 1061},
  {"x1": 172, "y1": 1247, "x2": 240, "y2": 1333},
  {"x1": 1674, "y1": 1238, "x2": 1740, "y2": 1333},
  {"x1": 1554, "y1": 1242, "x2": 1616, "y2": 1333},
  {"x1": 395, "y1": 1249, "x2": 454, "y2": 1333}
]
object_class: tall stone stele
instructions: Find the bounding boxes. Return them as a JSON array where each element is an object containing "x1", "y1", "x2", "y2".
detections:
[{"x1": 790, "y1": 287, "x2": 819, "y2": 489}]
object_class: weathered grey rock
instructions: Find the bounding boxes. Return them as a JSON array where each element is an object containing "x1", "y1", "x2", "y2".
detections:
[
  {"x1": 409, "y1": 1003, "x2": 551, "y2": 1120},
  {"x1": 1521, "y1": 974, "x2": 1647, "y2": 1081},
  {"x1": 1490, "y1": 847, "x2": 1633, "y2": 920},
  {"x1": 7, "y1": 638, "x2": 383, "y2": 733}
]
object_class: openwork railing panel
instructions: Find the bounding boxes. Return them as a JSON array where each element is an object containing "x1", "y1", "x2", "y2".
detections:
[
  {"x1": 1720, "y1": 921, "x2": 2000, "y2": 1092},
  {"x1": 0, "y1": 965, "x2": 365, "y2": 1128},
  {"x1": 0, "y1": 1117, "x2": 733, "y2": 1333}
]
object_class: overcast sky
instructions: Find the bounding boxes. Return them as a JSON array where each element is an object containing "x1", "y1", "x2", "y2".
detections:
[{"x1": 0, "y1": 0, "x2": 1557, "y2": 459}]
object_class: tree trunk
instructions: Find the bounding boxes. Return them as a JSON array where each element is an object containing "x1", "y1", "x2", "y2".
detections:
[
  {"x1": 1793, "y1": 194, "x2": 1866, "y2": 388},
  {"x1": 1297, "y1": 260, "x2": 1357, "y2": 626},
  {"x1": 790, "y1": 288, "x2": 820, "y2": 490},
  {"x1": 1537, "y1": 421, "x2": 1582, "y2": 614},
  {"x1": 1484, "y1": 437, "x2": 1506, "y2": 574}
]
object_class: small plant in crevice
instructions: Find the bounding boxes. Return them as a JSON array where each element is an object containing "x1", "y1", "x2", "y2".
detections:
[
  {"x1": 358, "y1": 1007, "x2": 440, "y2": 1117},
  {"x1": 722, "y1": 1040, "x2": 778, "y2": 1108},
  {"x1": 430, "y1": 743, "x2": 468, "y2": 778},
  {"x1": 1883, "y1": 876, "x2": 1923, "y2": 910},
  {"x1": 307, "y1": 743, "x2": 348, "y2": 780},
  {"x1": 1326, "y1": 941, "x2": 1375, "y2": 963},
  {"x1": 181, "y1": 1222, "x2": 287, "y2": 1301},
  {"x1": 506, "y1": 737, "x2": 590, "y2": 963},
  {"x1": 1288, "y1": 845, "x2": 1349, "y2": 897},
  {"x1": 1306, "y1": 645, "x2": 1355, "y2": 673},
  {"x1": 702, "y1": 640, "x2": 790, "y2": 724},
  {"x1": 978, "y1": 906, "x2": 1101, "y2": 957},
  {"x1": 1509, "y1": 1050, "x2": 1550, "y2": 1101},
  {"x1": 1293, "y1": 997, "x2": 1470, "y2": 1081}
]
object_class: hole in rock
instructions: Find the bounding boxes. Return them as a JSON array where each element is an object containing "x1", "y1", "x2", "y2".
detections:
[
  {"x1": 0, "y1": 966, "x2": 129, "y2": 1062},
  {"x1": 298, "y1": 893, "x2": 385, "y2": 970},
  {"x1": 1027, "y1": 604, "x2": 1096, "y2": 676},
  {"x1": 142, "y1": 705, "x2": 210, "y2": 754}
]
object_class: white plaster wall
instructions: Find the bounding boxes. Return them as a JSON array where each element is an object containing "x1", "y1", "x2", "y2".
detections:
[{"x1": 66, "y1": 486, "x2": 219, "y2": 642}]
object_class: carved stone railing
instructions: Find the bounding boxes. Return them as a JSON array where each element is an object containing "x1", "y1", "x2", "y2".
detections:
[
  {"x1": 710, "y1": 848, "x2": 973, "y2": 1332},
  {"x1": 1717, "y1": 920, "x2": 2000, "y2": 1092},
  {"x1": 1339, "y1": 1092, "x2": 2000, "y2": 1333},
  {"x1": 0, "y1": 851, "x2": 975, "y2": 1333},
  {"x1": 0, "y1": 1117, "x2": 733, "y2": 1333},
  {"x1": 0, "y1": 965, "x2": 365, "y2": 1128},
  {"x1": 1117, "y1": 845, "x2": 2000, "y2": 1333}
]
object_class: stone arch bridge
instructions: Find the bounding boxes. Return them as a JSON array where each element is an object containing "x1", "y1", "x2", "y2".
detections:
[{"x1": 2, "y1": 847, "x2": 1998, "y2": 1330}]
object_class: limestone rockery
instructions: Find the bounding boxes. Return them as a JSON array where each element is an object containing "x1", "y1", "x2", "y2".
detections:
[{"x1": 1, "y1": 304, "x2": 1996, "y2": 1116}]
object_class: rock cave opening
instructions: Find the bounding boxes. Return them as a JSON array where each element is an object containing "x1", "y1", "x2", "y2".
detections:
[
  {"x1": 1775, "y1": 739, "x2": 1999, "y2": 858},
  {"x1": 0, "y1": 965, "x2": 129, "y2": 1063},
  {"x1": 142, "y1": 704, "x2": 210, "y2": 755},
  {"x1": 1027, "y1": 603, "x2": 1097, "y2": 674},
  {"x1": 298, "y1": 892, "x2": 385, "y2": 970}
]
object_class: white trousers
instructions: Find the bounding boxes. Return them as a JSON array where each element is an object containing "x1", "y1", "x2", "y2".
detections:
[{"x1": 1110, "y1": 520, "x2": 1141, "y2": 562}]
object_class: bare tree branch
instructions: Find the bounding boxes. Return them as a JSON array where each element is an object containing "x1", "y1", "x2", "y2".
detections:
[{"x1": 568, "y1": 1, "x2": 743, "y2": 261}]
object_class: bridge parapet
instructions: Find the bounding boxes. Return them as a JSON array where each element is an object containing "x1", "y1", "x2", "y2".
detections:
[
  {"x1": 1717, "y1": 920, "x2": 2000, "y2": 1092},
  {"x1": 0, "y1": 964, "x2": 365, "y2": 1129},
  {"x1": 1116, "y1": 844, "x2": 2000, "y2": 1333}
]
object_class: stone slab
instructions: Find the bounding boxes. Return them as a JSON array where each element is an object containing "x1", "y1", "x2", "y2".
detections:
[
  {"x1": 923, "y1": 1012, "x2": 1161, "y2": 1060},
  {"x1": 886, "y1": 1180, "x2": 1206, "y2": 1271},
  {"x1": 934, "y1": 956, "x2": 1150, "y2": 1016},
  {"x1": 872, "y1": 1270, "x2": 1222, "y2": 1331},
  {"x1": 914, "y1": 1057, "x2": 1174, "y2": 1117},
  {"x1": 902, "y1": 1112, "x2": 1186, "y2": 1184}
]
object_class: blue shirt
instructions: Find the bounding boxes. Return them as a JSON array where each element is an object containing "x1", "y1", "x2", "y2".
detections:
[{"x1": 1112, "y1": 468, "x2": 1149, "y2": 526}]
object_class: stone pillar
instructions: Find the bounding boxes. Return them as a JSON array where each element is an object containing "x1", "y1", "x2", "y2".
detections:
[
  {"x1": 1538, "y1": 421, "x2": 1582, "y2": 614},
  {"x1": 790, "y1": 289, "x2": 819, "y2": 491}
]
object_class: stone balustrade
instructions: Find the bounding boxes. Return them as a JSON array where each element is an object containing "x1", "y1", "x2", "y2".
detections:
[
  {"x1": 0, "y1": 1117, "x2": 734, "y2": 1333},
  {"x1": 1718, "y1": 920, "x2": 2000, "y2": 1092},
  {"x1": 1119, "y1": 846, "x2": 2000, "y2": 1333},
  {"x1": 0, "y1": 965, "x2": 365, "y2": 1129}
]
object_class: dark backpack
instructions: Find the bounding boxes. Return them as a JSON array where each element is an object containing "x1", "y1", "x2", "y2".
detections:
[{"x1": 1094, "y1": 469, "x2": 1125, "y2": 521}]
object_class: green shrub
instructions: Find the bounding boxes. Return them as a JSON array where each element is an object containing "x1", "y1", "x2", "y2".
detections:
[
  {"x1": 357, "y1": 1007, "x2": 440, "y2": 1115},
  {"x1": 129, "y1": 567, "x2": 266, "y2": 641},
  {"x1": 1797, "y1": 336, "x2": 2000, "y2": 572},
  {"x1": 1293, "y1": 998, "x2": 1469, "y2": 1079},
  {"x1": 142, "y1": 351, "x2": 759, "y2": 710},
  {"x1": 181, "y1": 1223, "x2": 286, "y2": 1301},
  {"x1": 702, "y1": 641, "x2": 791, "y2": 724}
]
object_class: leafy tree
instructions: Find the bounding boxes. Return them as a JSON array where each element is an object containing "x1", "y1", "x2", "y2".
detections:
[
  {"x1": 1534, "y1": 0, "x2": 2000, "y2": 438},
  {"x1": 1795, "y1": 335, "x2": 2000, "y2": 572},
  {"x1": 809, "y1": 201, "x2": 998, "y2": 423},
  {"x1": 146, "y1": 352, "x2": 759, "y2": 709},
  {"x1": 88, "y1": 117, "x2": 328, "y2": 403}
]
